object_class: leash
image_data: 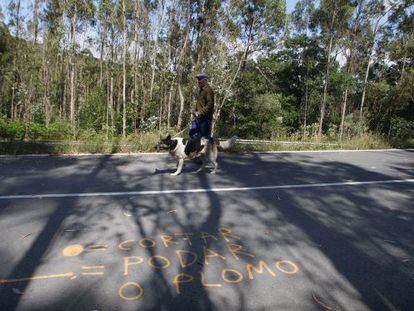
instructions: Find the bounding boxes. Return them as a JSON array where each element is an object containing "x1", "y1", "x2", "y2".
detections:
[{"x1": 173, "y1": 128, "x2": 187, "y2": 138}]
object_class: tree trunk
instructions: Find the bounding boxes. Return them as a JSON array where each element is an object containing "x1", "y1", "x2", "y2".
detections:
[
  {"x1": 158, "y1": 84, "x2": 164, "y2": 130},
  {"x1": 140, "y1": 8, "x2": 150, "y2": 123},
  {"x1": 110, "y1": 36, "x2": 115, "y2": 136},
  {"x1": 11, "y1": 86, "x2": 15, "y2": 120},
  {"x1": 195, "y1": 0, "x2": 207, "y2": 69},
  {"x1": 174, "y1": 1, "x2": 191, "y2": 130},
  {"x1": 122, "y1": 0, "x2": 127, "y2": 137},
  {"x1": 131, "y1": 0, "x2": 140, "y2": 132},
  {"x1": 69, "y1": 8, "x2": 77, "y2": 126},
  {"x1": 33, "y1": 0, "x2": 40, "y2": 44},
  {"x1": 140, "y1": 74, "x2": 147, "y2": 123},
  {"x1": 359, "y1": 45, "x2": 373, "y2": 119},
  {"x1": 177, "y1": 82, "x2": 185, "y2": 130},
  {"x1": 117, "y1": 74, "x2": 122, "y2": 114},
  {"x1": 106, "y1": 67, "x2": 110, "y2": 139},
  {"x1": 360, "y1": 15, "x2": 385, "y2": 119},
  {"x1": 61, "y1": 53, "x2": 68, "y2": 120},
  {"x1": 167, "y1": 82, "x2": 174, "y2": 129},
  {"x1": 99, "y1": 25, "x2": 106, "y2": 88},
  {"x1": 149, "y1": 0, "x2": 165, "y2": 101},
  {"x1": 212, "y1": 18, "x2": 255, "y2": 135},
  {"x1": 110, "y1": 75, "x2": 114, "y2": 135},
  {"x1": 340, "y1": 88, "x2": 348, "y2": 141},
  {"x1": 59, "y1": 11, "x2": 66, "y2": 121},
  {"x1": 318, "y1": 11, "x2": 335, "y2": 137},
  {"x1": 43, "y1": 41, "x2": 51, "y2": 126},
  {"x1": 303, "y1": 81, "x2": 309, "y2": 138},
  {"x1": 10, "y1": 0, "x2": 21, "y2": 121},
  {"x1": 398, "y1": 45, "x2": 407, "y2": 83}
]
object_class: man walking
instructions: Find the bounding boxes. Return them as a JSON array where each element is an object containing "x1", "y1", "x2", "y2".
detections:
[{"x1": 189, "y1": 73, "x2": 214, "y2": 149}]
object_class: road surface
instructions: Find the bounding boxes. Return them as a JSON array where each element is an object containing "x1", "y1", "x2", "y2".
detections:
[{"x1": 0, "y1": 149, "x2": 413, "y2": 310}]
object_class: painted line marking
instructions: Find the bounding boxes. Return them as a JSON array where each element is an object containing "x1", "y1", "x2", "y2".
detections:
[
  {"x1": 81, "y1": 272, "x2": 105, "y2": 276},
  {"x1": 0, "y1": 272, "x2": 75, "y2": 284},
  {"x1": 0, "y1": 152, "x2": 166, "y2": 158},
  {"x1": 81, "y1": 265, "x2": 105, "y2": 270},
  {"x1": 0, "y1": 179, "x2": 413, "y2": 200},
  {"x1": 252, "y1": 148, "x2": 414, "y2": 154},
  {"x1": 82, "y1": 266, "x2": 105, "y2": 270},
  {"x1": 87, "y1": 245, "x2": 108, "y2": 251}
]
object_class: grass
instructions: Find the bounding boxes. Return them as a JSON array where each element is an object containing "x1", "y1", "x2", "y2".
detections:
[
  {"x1": 231, "y1": 132, "x2": 394, "y2": 153},
  {"x1": 0, "y1": 132, "x2": 161, "y2": 155},
  {"x1": 0, "y1": 131, "x2": 408, "y2": 156}
]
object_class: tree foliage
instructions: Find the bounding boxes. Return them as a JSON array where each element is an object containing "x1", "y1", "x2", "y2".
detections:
[{"x1": 0, "y1": 0, "x2": 412, "y2": 145}]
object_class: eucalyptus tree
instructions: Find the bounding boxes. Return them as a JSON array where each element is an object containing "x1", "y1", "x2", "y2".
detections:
[
  {"x1": 164, "y1": 0, "x2": 177, "y2": 129},
  {"x1": 26, "y1": 0, "x2": 45, "y2": 126},
  {"x1": 162, "y1": 0, "x2": 193, "y2": 129},
  {"x1": 0, "y1": 21, "x2": 13, "y2": 118},
  {"x1": 359, "y1": 0, "x2": 400, "y2": 119},
  {"x1": 95, "y1": 0, "x2": 117, "y2": 137},
  {"x1": 191, "y1": 0, "x2": 223, "y2": 69},
  {"x1": 173, "y1": 0, "x2": 191, "y2": 130},
  {"x1": 139, "y1": 0, "x2": 160, "y2": 124},
  {"x1": 0, "y1": 5, "x2": 4, "y2": 23},
  {"x1": 120, "y1": 0, "x2": 134, "y2": 136},
  {"x1": 313, "y1": 0, "x2": 354, "y2": 136},
  {"x1": 28, "y1": 0, "x2": 43, "y2": 44},
  {"x1": 149, "y1": 0, "x2": 165, "y2": 103},
  {"x1": 42, "y1": 0, "x2": 66, "y2": 122},
  {"x1": 97, "y1": 0, "x2": 112, "y2": 88},
  {"x1": 385, "y1": 0, "x2": 413, "y2": 82},
  {"x1": 380, "y1": 0, "x2": 414, "y2": 131},
  {"x1": 64, "y1": 0, "x2": 95, "y2": 126},
  {"x1": 7, "y1": 0, "x2": 24, "y2": 120},
  {"x1": 292, "y1": 0, "x2": 316, "y2": 135},
  {"x1": 7, "y1": 0, "x2": 23, "y2": 39},
  {"x1": 23, "y1": 0, "x2": 44, "y2": 130},
  {"x1": 212, "y1": 0, "x2": 287, "y2": 133},
  {"x1": 98, "y1": 0, "x2": 118, "y2": 136},
  {"x1": 292, "y1": 0, "x2": 315, "y2": 36},
  {"x1": 337, "y1": 0, "x2": 367, "y2": 140},
  {"x1": 7, "y1": 0, "x2": 40, "y2": 130},
  {"x1": 131, "y1": 0, "x2": 143, "y2": 132}
]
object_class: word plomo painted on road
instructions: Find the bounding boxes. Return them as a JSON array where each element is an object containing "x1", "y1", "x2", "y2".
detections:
[{"x1": 2, "y1": 228, "x2": 300, "y2": 302}]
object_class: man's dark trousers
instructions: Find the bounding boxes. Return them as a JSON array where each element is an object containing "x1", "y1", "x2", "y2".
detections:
[{"x1": 189, "y1": 116, "x2": 212, "y2": 141}]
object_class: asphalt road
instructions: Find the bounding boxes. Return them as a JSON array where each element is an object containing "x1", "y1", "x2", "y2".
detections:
[{"x1": 0, "y1": 149, "x2": 413, "y2": 311}]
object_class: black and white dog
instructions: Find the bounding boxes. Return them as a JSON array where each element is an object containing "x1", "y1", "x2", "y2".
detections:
[{"x1": 155, "y1": 135, "x2": 237, "y2": 176}]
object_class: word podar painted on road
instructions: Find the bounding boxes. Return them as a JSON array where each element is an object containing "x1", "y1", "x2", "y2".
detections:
[{"x1": 2, "y1": 228, "x2": 300, "y2": 302}]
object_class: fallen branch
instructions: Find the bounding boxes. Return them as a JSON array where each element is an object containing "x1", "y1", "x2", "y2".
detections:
[{"x1": 312, "y1": 294, "x2": 336, "y2": 311}]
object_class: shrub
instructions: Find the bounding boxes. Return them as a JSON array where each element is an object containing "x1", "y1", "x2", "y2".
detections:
[
  {"x1": 0, "y1": 119, "x2": 25, "y2": 140},
  {"x1": 28, "y1": 123, "x2": 47, "y2": 140},
  {"x1": 299, "y1": 123, "x2": 320, "y2": 139},
  {"x1": 390, "y1": 117, "x2": 414, "y2": 142},
  {"x1": 79, "y1": 89, "x2": 106, "y2": 132},
  {"x1": 46, "y1": 121, "x2": 73, "y2": 140},
  {"x1": 141, "y1": 115, "x2": 159, "y2": 132}
]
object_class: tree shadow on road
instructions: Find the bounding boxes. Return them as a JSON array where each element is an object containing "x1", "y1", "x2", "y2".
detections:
[
  {"x1": 216, "y1": 151, "x2": 414, "y2": 310},
  {"x1": 0, "y1": 155, "x2": 114, "y2": 310},
  {"x1": 1, "y1": 150, "x2": 413, "y2": 310}
]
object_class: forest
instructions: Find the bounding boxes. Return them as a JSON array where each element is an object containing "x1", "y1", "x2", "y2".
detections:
[{"x1": 0, "y1": 0, "x2": 413, "y2": 152}]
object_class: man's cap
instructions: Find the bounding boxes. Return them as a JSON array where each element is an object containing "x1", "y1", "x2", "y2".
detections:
[{"x1": 196, "y1": 73, "x2": 209, "y2": 79}]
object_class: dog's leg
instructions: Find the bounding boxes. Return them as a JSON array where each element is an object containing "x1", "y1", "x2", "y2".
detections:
[
  {"x1": 195, "y1": 154, "x2": 206, "y2": 173},
  {"x1": 210, "y1": 159, "x2": 218, "y2": 174},
  {"x1": 171, "y1": 159, "x2": 184, "y2": 176}
]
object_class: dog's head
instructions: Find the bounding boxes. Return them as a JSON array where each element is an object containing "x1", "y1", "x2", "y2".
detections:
[{"x1": 155, "y1": 134, "x2": 176, "y2": 152}]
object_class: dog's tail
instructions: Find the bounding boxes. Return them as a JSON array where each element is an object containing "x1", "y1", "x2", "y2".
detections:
[{"x1": 217, "y1": 136, "x2": 238, "y2": 150}]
